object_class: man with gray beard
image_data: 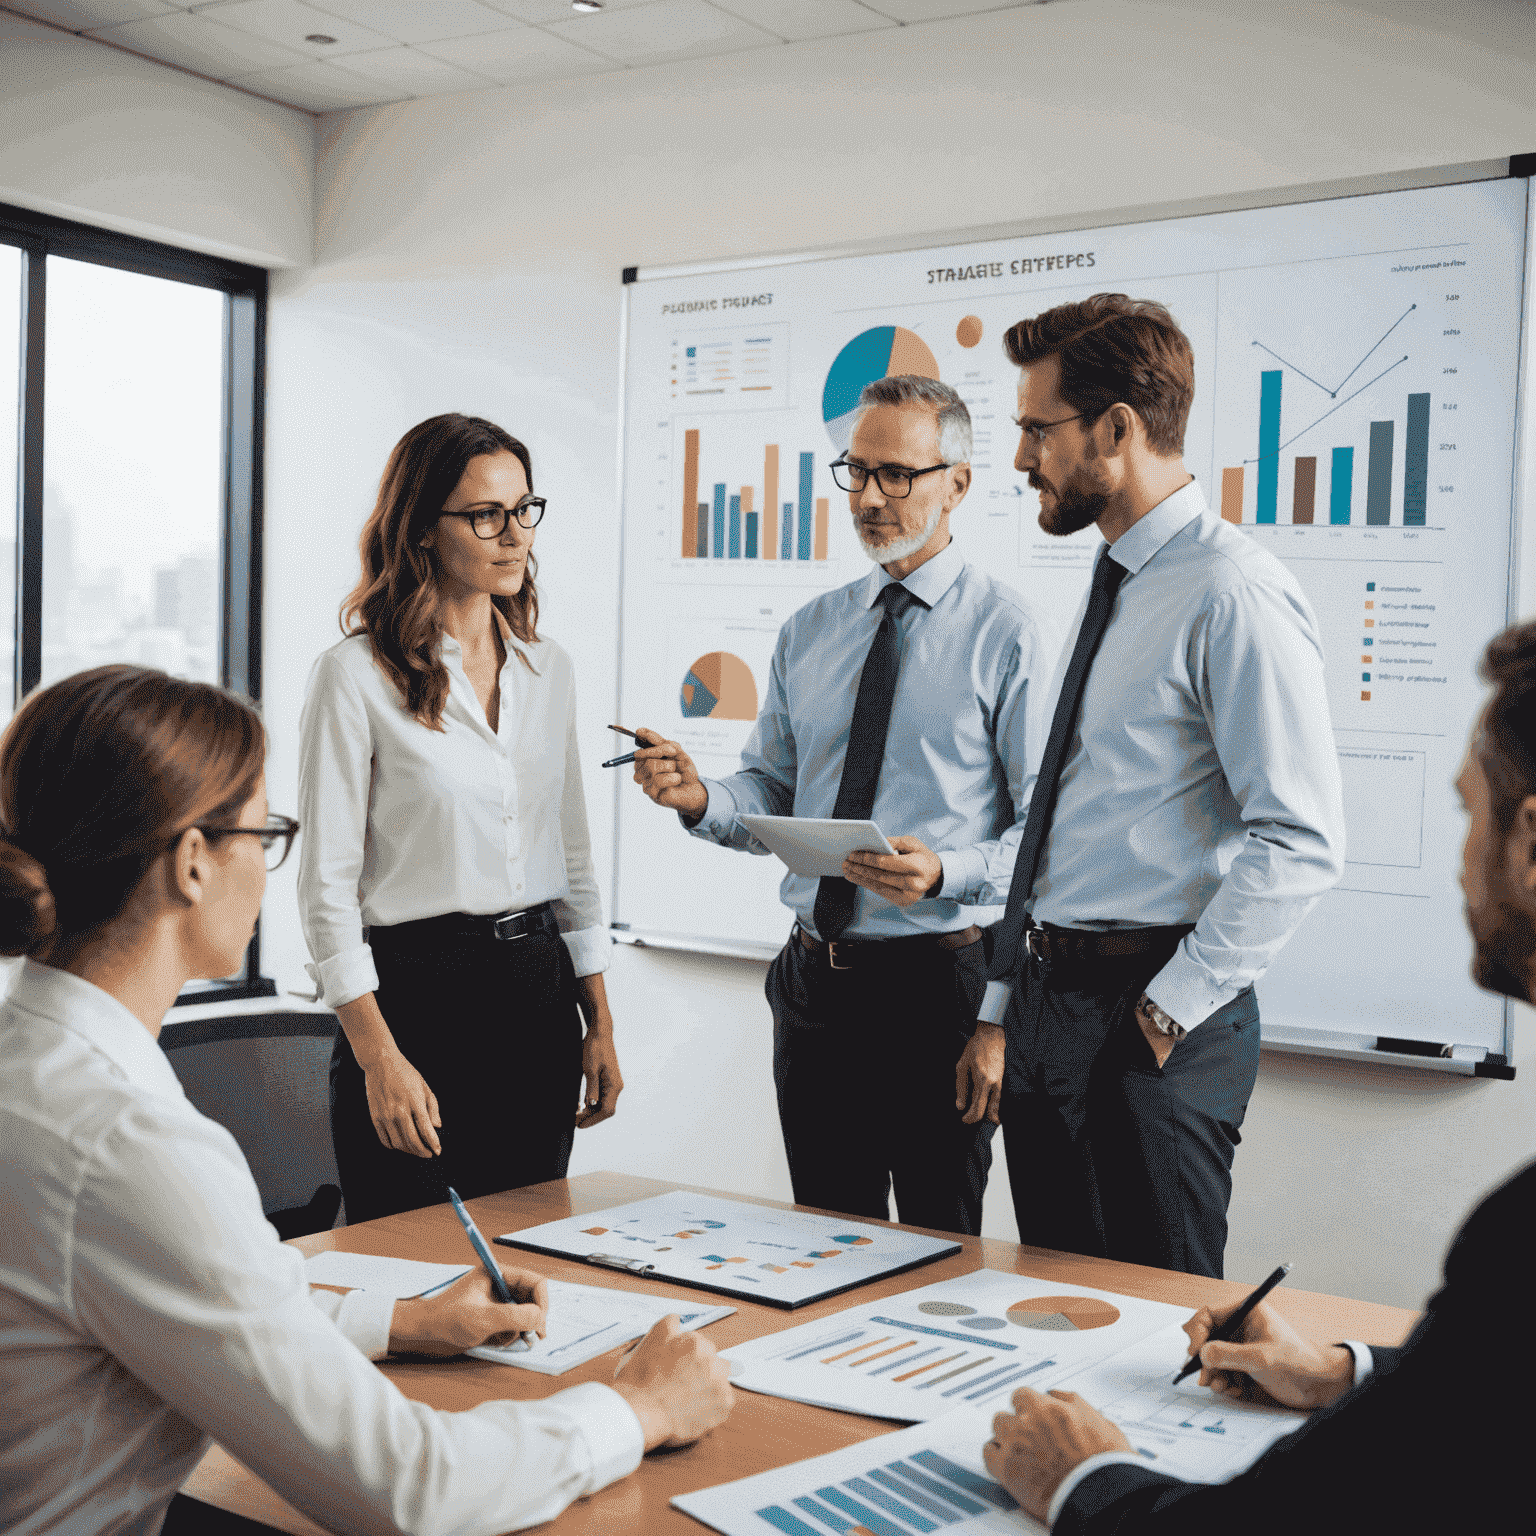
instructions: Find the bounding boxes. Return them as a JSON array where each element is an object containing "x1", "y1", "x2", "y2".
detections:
[{"x1": 632, "y1": 376, "x2": 1056, "y2": 1234}]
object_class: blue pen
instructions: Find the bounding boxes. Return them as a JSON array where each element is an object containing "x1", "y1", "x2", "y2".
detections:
[{"x1": 448, "y1": 1187, "x2": 537, "y2": 1350}]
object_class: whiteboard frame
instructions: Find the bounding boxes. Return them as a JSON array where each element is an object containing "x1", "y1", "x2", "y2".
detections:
[{"x1": 610, "y1": 157, "x2": 1530, "y2": 1079}]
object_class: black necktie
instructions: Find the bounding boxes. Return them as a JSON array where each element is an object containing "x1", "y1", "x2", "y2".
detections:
[
  {"x1": 813, "y1": 583, "x2": 917, "y2": 942},
  {"x1": 989, "y1": 549, "x2": 1128, "y2": 982}
]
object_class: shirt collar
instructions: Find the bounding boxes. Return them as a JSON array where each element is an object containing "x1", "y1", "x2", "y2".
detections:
[
  {"x1": 862, "y1": 536, "x2": 964, "y2": 610},
  {"x1": 439, "y1": 607, "x2": 542, "y2": 675},
  {"x1": 6, "y1": 959, "x2": 187, "y2": 1100},
  {"x1": 1105, "y1": 478, "x2": 1207, "y2": 576}
]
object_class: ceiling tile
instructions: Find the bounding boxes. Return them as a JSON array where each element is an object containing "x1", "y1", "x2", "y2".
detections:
[
  {"x1": 91, "y1": 11, "x2": 308, "y2": 74},
  {"x1": 415, "y1": 25, "x2": 613, "y2": 83},
  {"x1": 304, "y1": 0, "x2": 511, "y2": 45},
  {"x1": 0, "y1": 10, "x2": 56, "y2": 36},
  {"x1": 861, "y1": 0, "x2": 1038, "y2": 20},
  {"x1": 478, "y1": 1, "x2": 662, "y2": 21},
  {"x1": 193, "y1": 0, "x2": 395, "y2": 58},
  {"x1": 708, "y1": 0, "x2": 897, "y2": 42},
  {"x1": 237, "y1": 55, "x2": 409, "y2": 108},
  {"x1": 545, "y1": 0, "x2": 779, "y2": 65},
  {"x1": 331, "y1": 44, "x2": 495, "y2": 94},
  {"x1": 5, "y1": 0, "x2": 177, "y2": 29}
]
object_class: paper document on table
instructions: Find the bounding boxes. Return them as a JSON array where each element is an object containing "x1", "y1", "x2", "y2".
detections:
[
  {"x1": 304, "y1": 1251, "x2": 470, "y2": 1299},
  {"x1": 736, "y1": 815, "x2": 896, "y2": 877},
  {"x1": 1051, "y1": 1322, "x2": 1305, "y2": 1483},
  {"x1": 499, "y1": 1190, "x2": 959, "y2": 1309},
  {"x1": 673, "y1": 1408, "x2": 1041, "y2": 1536},
  {"x1": 468, "y1": 1278, "x2": 734, "y2": 1375},
  {"x1": 722, "y1": 1269, "x2": 1190, "y2": 1422}
]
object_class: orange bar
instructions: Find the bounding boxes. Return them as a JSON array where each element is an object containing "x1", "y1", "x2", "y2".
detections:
[
  {"x1": 846, "y1": 1341, "x2": 916, "y2": 1367},
  {"x1": 814, "y1": 496, "x2": 829, "y2": 560},
  {"x1": 682, "y1": 429, "x2": 700, "y2": 558},
  {"x1": 1220, "y1": 467, "x2": 1243, "y2": 524},
  {"x1": 1292, "y1": 456, "x2": 1317, "y2": 524},
  {"x1": 822, "y1": 1336, "x2": 890, "y2": 1364},
  {"x1": 763, "y1": 446, "x2": 778, "y2": 560},
  {"x1": 892, "y1": 1351, "x2": 964, "y2": 1383}
]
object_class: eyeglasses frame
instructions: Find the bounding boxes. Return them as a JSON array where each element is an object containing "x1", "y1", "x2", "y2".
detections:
[
  {"x1": 827, "y1": 458, "x2": 952, "y2": 499},
  {"x1": 192, "y1": 813, "x2": 302, "y2": 871},
  {"x1": 437, "y1": 498, "x2": 547, "y2": 539},
  {"x1": 1015, "y1": 412, "x2": 1094, "y2": 446}
]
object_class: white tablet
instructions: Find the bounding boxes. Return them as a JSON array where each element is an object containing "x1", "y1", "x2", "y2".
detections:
[{"x1": 736, "y1": 815, "x2": 896, "y2": 877}]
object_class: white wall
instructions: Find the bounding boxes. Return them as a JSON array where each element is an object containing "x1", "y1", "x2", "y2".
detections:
[
  {"x1": 256, "y1": 0, "x2": 1536, "y2": 1309},
  {"x1": 0, "y1": 11, "x2": 312, "y2": 267}
]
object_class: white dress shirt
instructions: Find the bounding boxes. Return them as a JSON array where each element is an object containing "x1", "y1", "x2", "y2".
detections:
[
  {"x1": 980, "y1": 480, "x2": 1345, "y2": 1030},
  {"x1": 298, "y1": 614, "x2": 610, "y2": 1009},
  {"x1": 0, "y1": 960, "x2": 644, "y2": 1536}
]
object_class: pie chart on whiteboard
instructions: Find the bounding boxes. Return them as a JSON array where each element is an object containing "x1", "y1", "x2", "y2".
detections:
[
  {"x1": 680, "y1": 651, "x2": 758, "y2": 721},
  {"x1": 822, "y1": 326, "x2": 941, "y2": 451}
]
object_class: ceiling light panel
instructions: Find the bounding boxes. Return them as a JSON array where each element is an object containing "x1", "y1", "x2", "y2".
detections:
[
  {"x1": 478, "y1": 0, "x2": 666, "y2": 22},
  {"x1": 545, "y1": 0, "x2": 779, "y2": 66},
  {"x1": 195, "y1": 0, "x2": 395, "y2": 58},
  {"x1": 305, "y1": 0, "x2": 516, "y2": 45}
]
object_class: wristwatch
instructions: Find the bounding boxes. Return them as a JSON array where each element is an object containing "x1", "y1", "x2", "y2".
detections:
[{"x1": 1138, "y1": 993, "x2": 1187, "y2": 1041}]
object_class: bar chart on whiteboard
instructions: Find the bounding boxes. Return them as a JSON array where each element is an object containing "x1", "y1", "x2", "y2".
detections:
[{"x1": 616, "y1": 175, "x2": 1527, "y2": 1052}]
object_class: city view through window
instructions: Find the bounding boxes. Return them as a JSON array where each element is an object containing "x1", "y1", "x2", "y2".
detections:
[{"x1": 0, "y1": 245, "x2": 18, "y2": 723}]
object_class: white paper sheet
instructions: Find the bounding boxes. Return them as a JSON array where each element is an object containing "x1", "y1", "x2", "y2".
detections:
[
  {"x1": 501, "y1": 1190, "x2": 959, "y2": 1308},
  {"x1": 304, "y1": 1251, "x2": 471, "y2": 1299},
  {"x1": 673, "y1": 1409, "x2": 1040, "y2": 1536},
  {"x1": 467, "y1": 1278, "x2": 734, "y2": 1375},
  {"x1": 722, "y1": 1270, "x2": 1192, "y2": 1422}
]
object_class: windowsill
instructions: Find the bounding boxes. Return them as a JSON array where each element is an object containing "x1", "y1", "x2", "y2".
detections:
[{"x1": 172, "y1": 976, "x2": 279, "y2": 1008}]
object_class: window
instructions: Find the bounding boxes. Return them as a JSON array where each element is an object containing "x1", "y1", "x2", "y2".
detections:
[{"x1": 2, "y1": 203, "x2": 270, "y2": 1001}]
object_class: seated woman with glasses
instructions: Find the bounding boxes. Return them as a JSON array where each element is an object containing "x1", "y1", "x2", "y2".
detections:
[
  {"x1": 298, "y1": 412, "x2": 623, "y2": 1225},
  {"x1": 0, "y1": 664, "x2": 732, "y2": 1536}
]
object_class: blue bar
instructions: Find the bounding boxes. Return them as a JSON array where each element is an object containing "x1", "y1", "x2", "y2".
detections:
[
  {"x1": 696, "y1": 503, "x2": 708, "y2": 558},
  {"x1": 909, "y1": 1451, "x2": 1018, "y2": 1511},
  {"x1": 844, "y1": 1477, "x2": 938, "y2": 1532},
  {"x1": 869, "y1": 1316, "x2": 1016, "y2": 1351},
  {"x1": 791, "y1": 1495, "x2": 858, "y2": 1532},
  {"x1": 941, "y1": 1360, "x2": 1020, "y2": 1397},
  {"x1": 1257, "y1": 370, "x2": 1281, "y2": 523},
  {"x1": 712, "y1": 483, "x2": 726, "y2": 557},
  {"x1": 1366, "y1": 420, "x2": 1393, "y2": 525},
  {"x1": 866, "y1": 1468, "x2": 963, "y2": 1524},
  {"x1": 746, "y1": 511, "x2": 758, "y2": 559},
  {"x1": 757, "y1": 1507, "x2": 823, "y2": 1536},
  {"x1": 1330, "y1": 447, "x2": 1353, "y2": 524},
  {"x1": 782, "y1": 1330, "x2": 864, "y2": 1363},
  {"x1": 1404, "y1": 393, "x2": 1429, "y2": 526},
  {"x1": 816, "y1": 1486, "x2": 912, "y2": 1536},
  {"x1": 963, "y1": 1358, "x2": 1056, "y2": 1401},
  {"x1": 798, "y1": 452, "x2": 814, "y2": 560},
  {"x1": 882, "y1": 1463, "x2": 984, "y2": 1517},
  {"x1": 729, "y1": 494, "x2": 742, "y2": 557},
  {"x1": 868, "y1": 1345, "x2": 939, "y2": 1376},
  {"x1": 781, "y1": 503, "x2": 793, "y2": 560}
]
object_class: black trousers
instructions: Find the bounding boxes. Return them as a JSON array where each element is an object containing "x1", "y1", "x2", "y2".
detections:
[
  {"x1": 766, "y1": 930, "x2": 996, "y2": 1236},
  {"x1": 161, "y1": 1494, "x2": 283, "y2": 1534},
  {"x1": 330, "y1": 922, "x2": 584, "y2": 1224},
  {"x1": 1000, "y1": 942, "x2": 1261, "y2": 1278}
]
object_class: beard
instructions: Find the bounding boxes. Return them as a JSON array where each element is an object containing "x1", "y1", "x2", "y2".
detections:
[
  {"x1": 857, "y1": 499, "x2": 943, "y2": 564},
  {"x1": 1034, "y1": 467, "x2": 1108, "y2": 537},
  {"x1": 1470, "y1": 889, "x2": 1536, "y2": 1002}
]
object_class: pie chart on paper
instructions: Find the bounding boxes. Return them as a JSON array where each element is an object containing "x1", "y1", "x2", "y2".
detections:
[
  {"x1": 1006, "y1": 1296, "x2": 1122, "y2": 1332},
  {"x1": 680, "y1": 651, "x2": 758, "y2": 721},
  {"x1": 822, "y1": 326, "x2": 942, "y2": 451}
]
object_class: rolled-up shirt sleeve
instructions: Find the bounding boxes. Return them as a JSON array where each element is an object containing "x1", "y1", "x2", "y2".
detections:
[
  {"x1": 296, "y1": 651, "x2": 380, "y2": 1010},
  {"x1": 1145, "y1": 583, "x2": 1346, "y2": 1029},
  {"x1": 553, "y1": 681, "x2": 611, "y2": 977}
]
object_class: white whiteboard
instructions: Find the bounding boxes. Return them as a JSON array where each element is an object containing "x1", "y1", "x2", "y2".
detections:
[{"x1": 613, "y1": 173, "x2": 1529, "y2": 1071}]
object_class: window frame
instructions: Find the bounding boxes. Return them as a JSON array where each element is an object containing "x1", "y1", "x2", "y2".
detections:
[{"x1": 2, "y1": 201, "x2": 273, "y2": 1003}]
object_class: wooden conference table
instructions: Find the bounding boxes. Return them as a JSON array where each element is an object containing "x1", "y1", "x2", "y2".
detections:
[{"x1": 182, "y1": 1172, "x2": 1418, "y2": 1534}]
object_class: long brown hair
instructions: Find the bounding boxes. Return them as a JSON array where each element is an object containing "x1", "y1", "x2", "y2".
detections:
[
  {"x1": 341, "y1": 413, "x2": 540, "y2": 730},
  {"x1": 0, "y1": 666, "x2": 266, "y2": 957}
]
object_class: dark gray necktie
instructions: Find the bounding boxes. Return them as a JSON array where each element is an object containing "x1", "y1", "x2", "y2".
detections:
[
  {"x1": 813, "y1": 583, "x2": 917, "y2": 942},
  {"x1": 988, "y1": 549, "x2": 1128, "y2": 983}
]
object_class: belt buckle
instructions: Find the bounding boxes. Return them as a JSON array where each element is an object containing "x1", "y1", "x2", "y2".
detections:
[
  {"x1": 492, "y1": 912, "x2": 528, "y2": 942},
  {"x1": 827, "y1": 940, "x2": 852, "y2": 971},
  {"x1": 1025, "y1": 926, "x2": 1049, "y2": 965}
]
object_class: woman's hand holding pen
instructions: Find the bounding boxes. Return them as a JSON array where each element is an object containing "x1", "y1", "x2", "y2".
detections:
[
  {"x1": 630, "y1": 729, "x2": 709, "y2": 821},
  {"x1": 387, "y1": 1265, "x2": 550, "y2": 1357},
  {"x1": 1181, "y1": 1301, "x2": 1356, "y2": 1409}
]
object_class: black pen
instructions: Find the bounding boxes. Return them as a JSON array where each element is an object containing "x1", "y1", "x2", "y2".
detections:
[
  {"x1": 1173, "y1": 1261, "x2": 1292, "y2": 1384},
  {"x1": 602, "y1": 751, "x2": 638, "y2": 769}
]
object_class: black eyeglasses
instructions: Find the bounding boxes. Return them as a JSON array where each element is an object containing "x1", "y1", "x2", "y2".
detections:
[
  {"x1": 1015, "y1": 413, "x2": 1088, "y2": 445},
  {"x1": 438, "y1": 498, "x2": 547, "y2": 539},
  {"x1": 828, "y1": 459, "x2": 950, "y2": 498},
  {"x1": 194, "y1": 813, "x2": 301, "y2": 871}
]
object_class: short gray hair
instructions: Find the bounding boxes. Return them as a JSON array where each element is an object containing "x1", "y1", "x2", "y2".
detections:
[{"x1": 855, "y1": 375, "x2": 972, "y2": 464}]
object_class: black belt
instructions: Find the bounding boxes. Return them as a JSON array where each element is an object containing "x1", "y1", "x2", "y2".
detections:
[
  {"x1": 795, "y1": 923, "x2": 983, "y2": 971},
  {"x1": 1024, "y1": 920, "x2": 1193, "y2": 968},
  {"x1": 369, "y1": 903, "x2": 558, "y2": 944}
]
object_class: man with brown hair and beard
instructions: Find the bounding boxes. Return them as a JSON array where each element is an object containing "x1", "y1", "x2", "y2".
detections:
[
  {"x1": 981, "y1": 619, "x2": 1533, "y2": 1533},
  {"x1": 975, "y1": 294, "x2": 1346, "y2": 1279}
]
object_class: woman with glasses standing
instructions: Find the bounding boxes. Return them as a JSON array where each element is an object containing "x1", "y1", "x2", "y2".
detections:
[{"x1": 299, "y1": 412, "x2": 623, "y2": 1224}]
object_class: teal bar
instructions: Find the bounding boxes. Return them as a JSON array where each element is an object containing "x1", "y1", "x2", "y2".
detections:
[
  {"x1": 1330, "y1": 447, "x2": 1353, "y2": 524},
  {"x1": 1404, "y1": 393, "x2": 1429, "y2": 526},
  {"x1": 781, "y1": 503, "x2": 793, "y2": 559},
  {"x1": 729, "y1": 494, "x2": 741, "y2": 557},
  {"x1": 1366, "y1": 420, "x2": 1393, "y2": 525},
  {"x1": 798, "y1": 453, "x2": 814, "y2": 560},
  {"x1": 746, "y1": 511, "x2": 758, "y2": 559},
  {"x1": 712, "y1": 483, "x2": 726, "y2": 556},
  {"x1": 1257, "y1": 370, "x2": 1281, "y2": 523}
]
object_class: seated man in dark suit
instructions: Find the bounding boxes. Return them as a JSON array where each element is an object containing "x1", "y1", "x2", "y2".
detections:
[{"x1": 982, "y1": 618, "x2": 1534, "y2": 1532}]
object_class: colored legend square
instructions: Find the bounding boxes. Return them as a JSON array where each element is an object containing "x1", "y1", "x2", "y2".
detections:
[
  {"x1": 1364, "y1": 639, "x2": 1372, "y2": 646},
  {"x1": 1364, "y1": 600, "x2": 1374, "y2": 609},
  {"x1": 1367, "y1": 582, "x2": 1376, "y2": 591},
  {"x1": 1364, "y1": 619, "x2": 1374, "y2": 627},
  {"x1": 1362, "y1": 655, "x2": 1371, "y2": 663},
  {"x1": 1362, "y1": 672, "x2": 1371, "y2": 681},
  {"x1": 1361, "y1": 691, "x2": 1372, "y2": 700}
]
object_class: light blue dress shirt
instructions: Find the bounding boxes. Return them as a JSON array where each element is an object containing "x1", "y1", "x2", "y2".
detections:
[
  {"x1": 688, "y1": 538, "x2": 1056, "y2": 940},
  {"x1": 979, "y1": 480, "x2": 1345, "y2": 1030}
]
